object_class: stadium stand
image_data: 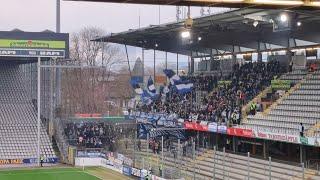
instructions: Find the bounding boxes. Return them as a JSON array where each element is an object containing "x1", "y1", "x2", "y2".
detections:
[
  {"x1": 64, "y1": 121, "x2": 135, "y2": 150},
  {"x1": 0, "y1": 63, "x2": 56, "y2": 160},
  {"x1": 138, "y1": 61, "x2": 283, "y2": 125},
  {"x1": 240, "y1": 69, "x2": 320, "y2": 136},
  {"x1": 121, "y1": 139, "x2": 320, "y2": 180}
]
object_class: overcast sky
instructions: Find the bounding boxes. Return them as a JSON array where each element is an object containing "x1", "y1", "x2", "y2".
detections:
[
  {"x1": 0, "y1": 0, "x2": 223, "y2": 70},
  {"x1": 0, "y1": 0, "x2": 204, "y2": 33}
]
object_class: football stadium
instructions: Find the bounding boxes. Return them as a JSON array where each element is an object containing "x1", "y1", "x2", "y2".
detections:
[{"x1": 1, "y1": 0, "x2": 320, "y2": 179}]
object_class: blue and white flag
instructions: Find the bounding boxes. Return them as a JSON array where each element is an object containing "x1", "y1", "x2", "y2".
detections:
[
  {"x1": 175, "y1": 81, "x2": 194, "y2": 94},
  {"x1": 170, "y1": 74, "x2": 181, "y2": 85},
  {"x1": 163, "y1": 69, "x2": 175, "y2": 78},
  {"x1": 141, "y1": 90, "x2": 157, "y2": 105},
  {"x1": 141, "y1": 91, "x2": 151, "y2": 104},
  {"x1": 130, "y1": 78, "x2": 143, "y2": 95},
  {"x1": 147, "y1": 76, "x2": 156, "y2": 94},
  {"x1": 163, "y1": 69, "x2": 181, "y2": 85}
]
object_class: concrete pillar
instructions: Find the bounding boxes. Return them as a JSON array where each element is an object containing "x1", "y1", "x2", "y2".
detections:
[
  {"x1": 300, "y1": 145, "x2": 306, "y2": 163},
  {"x1": 287, "y1": 143, "x2": 292, "y2": 158},
  {"x1": 252, "y1": 144, "x2": 256, "y2": 155},
  {"x1": 191, "y1": 57, "x2": 195, "y2": 74},
  {"x1": 233, "y1": 136, "x2": 236, "y2": 153},
  {"x1": 263, "y1": 140, "x2": 266, "y2": 159},
  {"x1": 257, "y1": 51, "x2": 263, "y2": 62},
  {"x1": 232, "y1": 53, "x2": 237, "y2": 61},
  {"x1": 215, "y1": 134, "x2": 219, "y2": 149}
]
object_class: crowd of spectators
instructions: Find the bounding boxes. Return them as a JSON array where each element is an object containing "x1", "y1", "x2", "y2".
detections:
[
  {"x1": 64, "y1": 122, "x2": 134, "y2": 150},
  {"x1": 64, "y1": 62, "x2": 284, "y2": 149},
  {"x1": 137, "y1": 61, "x2": 284, "y2": 126},
  {"x1": 198, "y1": 61, "x2": 283, "y2": 124},
  {"x1": 189, "y1": 75, "x2": 218, "y2": 92}
]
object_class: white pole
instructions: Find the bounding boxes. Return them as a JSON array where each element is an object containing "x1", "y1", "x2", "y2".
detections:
[
  {"x1": 178, "y1": 139, "x2": 181, "y2": 177},
  {"x1": 161, "y1": 136, "x2": 164, "y2": 178},
  {"x1": 147, "y1": 133, "x2": 149, "y2": 168},
  {"x1": 247, "y1": 152, "x2": 250, "y2": 180},
  {"x1": 37, "y1": 57, "x2": 41, "y2": 166},
  {"x1": 192, "y1": 141, "x2": 196, "y2": 180},
  {"x1": 213, "y1": 146, "x2": 216, "y2": 180},
  {"x1": 55, "y1": 0, "x2": 61, "y2": 108},
  {"x1": 269, "y1": 157, "x2": 271, "y2": 180},
  {"x1": 82, "y1": 159, "x2": 85, "y2": 171},
  {"x1": 161, "y1": 136, "x2": 164, "y2": 160},
  {"x1": 223, "y1": 147, "x2": 225, "y2": 179},
  {"x1": 302, "y1": 162, "x2": 305, "y2": 180}
]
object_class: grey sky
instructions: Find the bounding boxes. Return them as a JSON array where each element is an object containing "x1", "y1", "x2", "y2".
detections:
[
  {"x1": 0, "y1": 0, "x2": 202, "y2": 33},
  {"x1": 0, "y1": 0, "x2": 212, "y2": 70}
]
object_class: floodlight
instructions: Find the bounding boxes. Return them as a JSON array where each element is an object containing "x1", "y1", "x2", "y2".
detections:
[
  {"x1": 198, "y1": 37, "x2": 202, "y2": 41},
  {"x1": 280, "y1": 14, "x2": 288, "y2": 22},
  {"x1": 155, "y1": 43, "x2": 158, "y2": 47},
  {"x1": 297, "y1": 21, "x2": 302, "y2": 26},
  {"x1": 181, "y1": 30, "x2": 191, "y2": 39}
]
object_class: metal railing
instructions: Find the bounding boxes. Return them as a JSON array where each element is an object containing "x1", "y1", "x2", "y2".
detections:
[{"x1": 53, "y1": 118, "x2": 70, "y2": 163}]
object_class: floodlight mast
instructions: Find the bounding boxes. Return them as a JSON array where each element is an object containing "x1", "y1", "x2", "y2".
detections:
[
  {"x1": 37, "y1": 57, "x2": 41, "y2": 167},
  {"x1": 56, "y1": 0, "x2": 61, "y2": 33}
]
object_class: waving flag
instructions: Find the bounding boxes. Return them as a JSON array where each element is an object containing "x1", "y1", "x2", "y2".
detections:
[
  {"x1": 147, "y1": 76, "x2": 156, "y2": 93},
  {"x1": 130, "y1": 78, "x2": 143, "y2": 95},
  {"x1": 174, "y1": 80, "x2": 194, "y2": 94},
  {"x1": 163, "y1": 69, "x2": 175, "y2": 78},
  {"x1": 141, "y1": 90, "x2": 158, "y2": 105},
  {"x1": 163, "y1": 69, "x2": 181, "y2": 85}
]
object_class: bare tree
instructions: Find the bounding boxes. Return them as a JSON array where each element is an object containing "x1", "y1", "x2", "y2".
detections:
[{"x1": 61, "y1": 27, "x2": 129, "y2": 117}]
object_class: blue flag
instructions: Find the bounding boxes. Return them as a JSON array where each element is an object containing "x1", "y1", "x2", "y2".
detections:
[
  {"x1": 130, "y1": 78, "x2": 143, "y2": 95},
  {"x1": 174, "y1": 80, "x2": 194, "y2": 94},
  {"x1": 147, "y1": 76, "x2": 156, "y2": 94},
  {"x1": 163, "y1": 69, "x2": 181, "y2": 85}
]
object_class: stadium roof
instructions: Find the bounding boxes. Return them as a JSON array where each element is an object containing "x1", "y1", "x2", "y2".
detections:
[
  {"x1": 67, "y1": 0, "x2": 320, "y2": 10},
  {"x1": 94, "y1": 8, "x2": 320, "y2": 57}
]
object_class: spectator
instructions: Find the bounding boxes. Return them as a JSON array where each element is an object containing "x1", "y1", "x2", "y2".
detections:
[
  {"x1": 289, "y1": 60, "x2": 293, "y2": 72},
  {"x1": 250, "y1": 102, "x2": 257, "y2": 115},
  {"x1": 137, "y1": 139, "x2": 141, "y2": 151},
  {"x1": 299, "y1": 123, "x2": 304, "y2": 137}
]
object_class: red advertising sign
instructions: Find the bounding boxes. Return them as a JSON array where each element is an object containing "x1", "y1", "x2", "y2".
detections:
[
  {"x1": 254, "y1": 131, "x2": 300, "y2": 143},
  {"x1": 184, "y1": 122, "x2": 208, "y2": 132},
  {"x1": 75, "y1": 113, "x2": 102, "y2": 118},
  {"x1": 227, "y1": 127, "x2": 254, "y2": 138}
]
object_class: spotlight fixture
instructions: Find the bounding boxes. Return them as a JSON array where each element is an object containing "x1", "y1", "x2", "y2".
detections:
[
  {"x1": 253, "y1": 20, "x2": 259, "y2": 27},
  {"x1": 280, "y1": 14, "x2": 288, "y2": 22},
  {"x1": 181, "y1": 30, "x2": 191, "y2": 39},
  {"x1": 198, "y1": 36, "x2": 202, "y2": 41},
  {"x1": 297, "y1": 21, "x2": 302, "y2": 26}
]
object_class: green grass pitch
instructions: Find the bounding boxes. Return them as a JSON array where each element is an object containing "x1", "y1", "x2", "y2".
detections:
[{"x1": 0, "y1": 167, "x2": 132, "y2": 180}]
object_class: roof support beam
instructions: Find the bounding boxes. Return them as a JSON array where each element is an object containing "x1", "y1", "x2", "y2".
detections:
[
  {"x1": 260, "y1": 32, "x2": 290, "y2": 48},
  {"x1": 294, "y1": 33, "x2": 320, "y2": 44}
]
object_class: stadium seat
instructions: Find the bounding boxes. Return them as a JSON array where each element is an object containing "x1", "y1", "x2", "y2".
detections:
[
  {"x1": 0, "y1": 63, "x2": 56, "y2": 160},
  {"x1": 240, "y1": 69, "x2": 320, "y2": 137}
]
